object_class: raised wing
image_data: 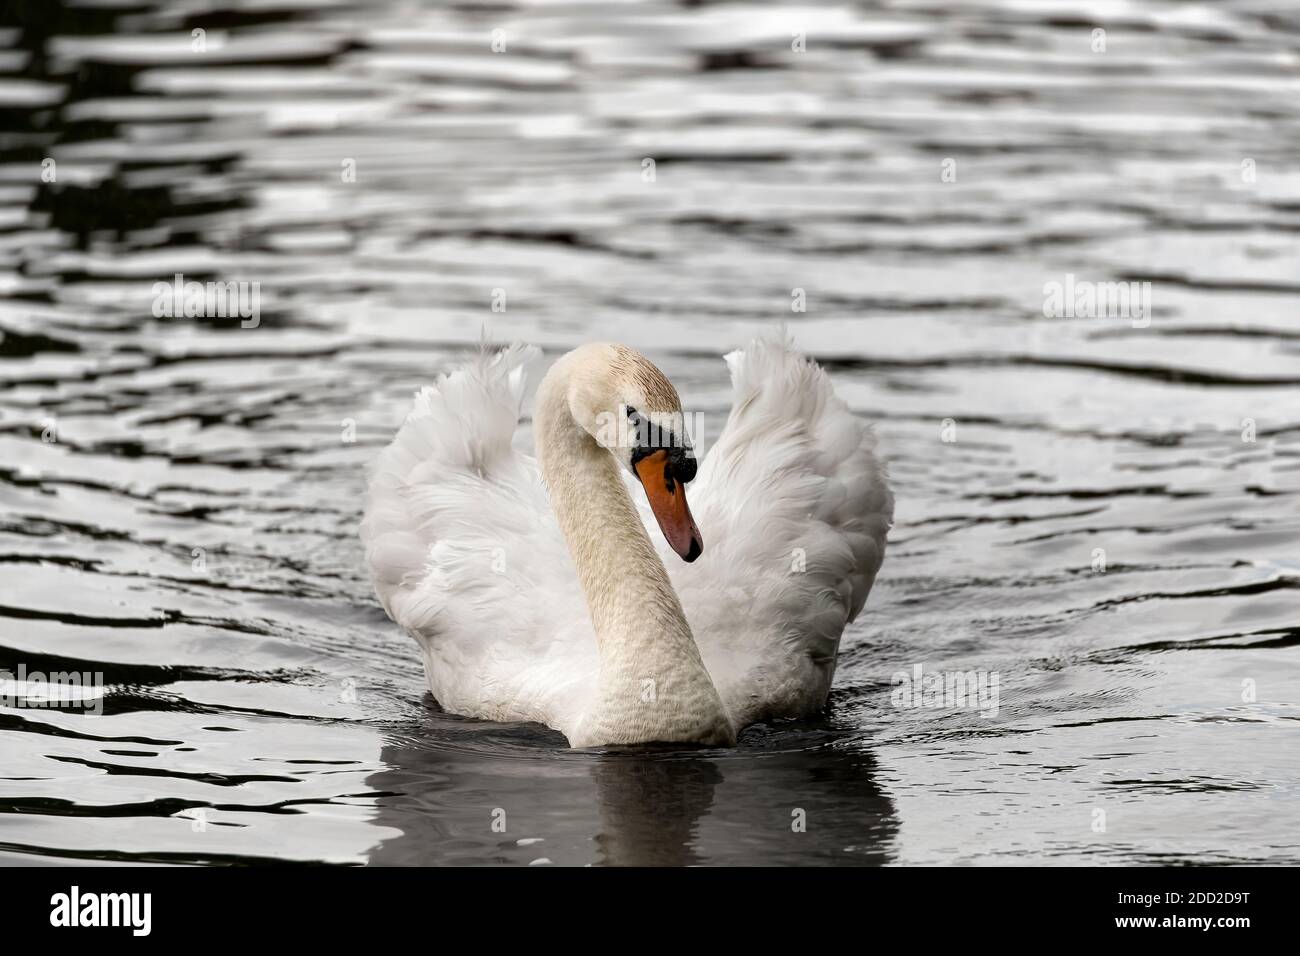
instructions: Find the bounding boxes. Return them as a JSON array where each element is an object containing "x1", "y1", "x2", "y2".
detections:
[
  {"x1": 666, "y1": 338, "x2": 894, "y2": 725},
  {"x1": 360, "y1": 344, "x2": 596, "y2": 735}
]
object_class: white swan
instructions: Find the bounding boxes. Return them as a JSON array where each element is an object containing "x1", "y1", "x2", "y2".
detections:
[{"x1": 361, "y1": 339, "x2": 892, "y2": 747}]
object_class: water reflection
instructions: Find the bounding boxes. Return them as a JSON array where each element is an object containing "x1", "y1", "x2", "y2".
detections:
[
  {"x1": 366, "y1": 719, "x2": 896, "y2": 866},
  {"x1": 590, "y1": 754, "x2": 723, "y2": 866}
]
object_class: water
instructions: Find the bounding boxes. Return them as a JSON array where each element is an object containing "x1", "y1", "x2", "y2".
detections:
[{"x1": 1, "y1": 0, "x2": 1298, "y2": 866}]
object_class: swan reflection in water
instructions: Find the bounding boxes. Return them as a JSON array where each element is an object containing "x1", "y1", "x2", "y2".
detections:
[{"x1": 365, "y1": 714, "x2": 897, "y2": 866}]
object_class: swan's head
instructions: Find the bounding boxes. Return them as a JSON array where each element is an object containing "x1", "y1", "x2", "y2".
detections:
[{"x1": 559, "y1": 343, "x2": 703, "y2": 563}]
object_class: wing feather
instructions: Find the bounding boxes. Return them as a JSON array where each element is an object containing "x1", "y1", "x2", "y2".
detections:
[
  {"x1": 360, "y1": 344, "x2": 595, "y2": 733},
  {"x1": 669, "y1": 337, "x2": 893, "y2": 725}
]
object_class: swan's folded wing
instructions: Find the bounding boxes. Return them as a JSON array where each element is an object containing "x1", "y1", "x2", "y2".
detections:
[
  {"x1": 360, "y1": 344, "x2": 595, "y2": 732},
  {"x1": 670, "y1": 338, "x2": 893, "y2": 724}
]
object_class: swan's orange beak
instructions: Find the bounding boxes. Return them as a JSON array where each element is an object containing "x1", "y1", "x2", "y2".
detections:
[{"x1": 634, "y1": 450, "x2": 703, "y2": 562}]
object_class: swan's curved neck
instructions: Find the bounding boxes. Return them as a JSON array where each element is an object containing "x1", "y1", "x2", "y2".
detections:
[{"x1": 535, "y1": 361, "x2": 733, "y2": 747}]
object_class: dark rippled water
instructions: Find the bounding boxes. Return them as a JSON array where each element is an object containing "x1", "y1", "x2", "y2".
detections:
[{"x1": 1, "y1": 0, "x2": 1297, "y2": 865}]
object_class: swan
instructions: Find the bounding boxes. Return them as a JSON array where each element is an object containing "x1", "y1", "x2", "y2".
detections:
[{"x1": 361, "y1": 339, "x2": 893, "y2": 747}]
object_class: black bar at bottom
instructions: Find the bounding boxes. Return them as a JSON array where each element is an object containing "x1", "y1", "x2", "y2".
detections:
[{"x1": 0, "y1": 865, "x2": 1288, "y2": 942}]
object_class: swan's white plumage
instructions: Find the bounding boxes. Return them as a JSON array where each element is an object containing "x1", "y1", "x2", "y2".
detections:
[
  {"x1": 654, "y1": 340, "x2": 893, "y2": 727},
  {"x1": 361, "y1": 338, "x2": 892, "y2": 743}
]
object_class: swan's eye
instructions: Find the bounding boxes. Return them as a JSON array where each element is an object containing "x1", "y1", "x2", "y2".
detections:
[
  {"x1": 625, "y1": 408, "x2": 696, "y2": 483},
  {"x1": 672, "y1": 450, "x2": 697, "y2": 484}
]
